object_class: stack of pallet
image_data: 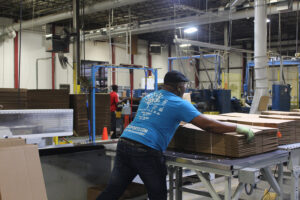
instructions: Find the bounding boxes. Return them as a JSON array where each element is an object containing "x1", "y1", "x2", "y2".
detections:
[
  {"x1": 27, "y1": 89, "x2": 69, "y2": 109},
  {"x1": 168, "y1": 122, "x2": 278, "y2": 157},
  {"x1": 70, "y1": 94, "x2": 110, "y2": 136},
  {"x1": 260, "y1": 114, "x2": 300, "y2": 143},
  {"x1": 0, "y1": 89, "x2": 27, "y2": 109}
]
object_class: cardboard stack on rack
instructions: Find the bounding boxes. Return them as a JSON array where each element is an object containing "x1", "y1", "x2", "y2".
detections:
[
  {"x1": 0, "y1": 88, "x2": 27, "y2": 109},
  {"x1": 168, "y1": 122, "x2": 278, "y2": 158},
  {"x1": 260, "y1": 114, "x2": 300, "y2": 143},
  {"x1": 27, "y1": 89, "x2": 69, "y2": 109},
  {"x1": 209, "y1": 113, "x2": 296, "y2": 145},
  {"x1": 0, "y1": 138, "x2": 47, "y2": 200},
  {"x1": 222, "y1": 115, "x2": 295, "y2": 145},
  {"x1": 261, "y1": 110, "x2": 300, "y2": 117},
  {"x1": 70, "y1": 94, "x2": 110, "y2": 136}
]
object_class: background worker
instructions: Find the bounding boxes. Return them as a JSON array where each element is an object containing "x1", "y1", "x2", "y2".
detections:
[
  {"x1": 98, "y1": 71, "x2": 254, "y2": 200},
  {"x1": 110, "y1": 85, "x2": 119, "y2": 139}
]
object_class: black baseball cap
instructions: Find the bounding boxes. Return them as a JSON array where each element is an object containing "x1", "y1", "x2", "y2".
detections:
[{"x1": 164, "y1": 70, "x2": 189, "y2": 84}]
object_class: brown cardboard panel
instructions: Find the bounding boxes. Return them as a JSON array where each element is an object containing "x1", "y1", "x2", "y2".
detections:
[
  {"x1": 0, "y1": 138, "x2": 25, "y2": 147},
  {"x1": 258, "y1": 96, "x2": 269, "y2": 111},
  {"x1": 0, "y1": 144, "x2": 47, "y2": 200},
  {"x1": 87, "y1": 183, "x2": 147, "y2": 200}
]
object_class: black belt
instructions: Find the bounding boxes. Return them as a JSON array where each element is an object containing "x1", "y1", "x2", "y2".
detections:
[{"x1": 119, "y1": 137, "x2": 150, "y2": 149}]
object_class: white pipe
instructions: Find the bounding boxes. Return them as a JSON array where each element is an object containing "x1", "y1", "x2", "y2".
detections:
[
  {"x1": 0, "y1": 0, "x2": 147, "y2": 38},
  {"x1": 250, "y1": 0, "x2": 268, "y2": 114}
]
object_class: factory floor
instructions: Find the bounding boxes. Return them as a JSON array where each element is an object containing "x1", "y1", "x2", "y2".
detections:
[{"x1": 171, "y1": 174, "x2": 295, "y2": 200}]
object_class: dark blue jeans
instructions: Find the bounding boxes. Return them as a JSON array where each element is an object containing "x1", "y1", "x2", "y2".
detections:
[{"x1": 96, "y1": 138, "x2": 167, "y2": 200}]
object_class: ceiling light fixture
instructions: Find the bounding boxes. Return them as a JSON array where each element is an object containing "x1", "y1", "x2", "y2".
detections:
[
  {"x1": 184, "y1": 27, "x2": 198, "y2": 34},
  {"x1": 179, "y1": 44, "x2": 192, "y2": 48}
]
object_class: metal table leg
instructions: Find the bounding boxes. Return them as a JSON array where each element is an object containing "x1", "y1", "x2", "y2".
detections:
[
  {"x1": 175, "y1": 167, "x2": 182, "y2": 200},
  {"x1": 224, "y1": 176, "x2": 232, "y2": 200},
  {"x1": 277, "y1": 163, "x2": 284, "y2": 200},
  {"x1": 262, "y1": 167, "x2": 282, "y2": 199},
  {"x1": 291, "y1": 170, "x2": 299, "y2": 200},
  {"x1": 195, "y1": 171, "x2": 222, "y2": 200},
  {"x1": 168, "y1": 166, "x2": 174, "y2": 200}
]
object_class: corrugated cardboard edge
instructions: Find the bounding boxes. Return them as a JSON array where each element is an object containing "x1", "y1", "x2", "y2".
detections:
[{"x1": 0, "y1": 138, "x2": 25, "y2": 147}]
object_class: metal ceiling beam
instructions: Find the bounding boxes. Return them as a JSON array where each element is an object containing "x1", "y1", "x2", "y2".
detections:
[
  {"x1": 85, "y1": 1, "x2": 300, "y2": 41},
  {"x1": 174, "y1": 38, "x2": 254, "y2": 53},
  {"x1": 0, "y1": 0, "x2": 148, "y2": 38}
]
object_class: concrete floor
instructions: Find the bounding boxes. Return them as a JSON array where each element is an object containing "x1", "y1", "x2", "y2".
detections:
[{"x1": 170, "y1": 175, "x2": 296, "y2": 200}]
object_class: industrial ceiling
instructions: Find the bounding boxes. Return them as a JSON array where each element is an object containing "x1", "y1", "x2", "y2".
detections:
[{"x1": 0, "y1": 0, "x2": 299, "y2": 54}]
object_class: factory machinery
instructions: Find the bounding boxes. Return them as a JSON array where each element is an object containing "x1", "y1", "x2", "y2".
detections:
[{"x1": 244, "y1": 60, "x2": 300, "y2": 111}]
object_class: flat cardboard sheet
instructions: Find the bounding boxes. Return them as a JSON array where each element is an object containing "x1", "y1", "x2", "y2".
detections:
[{"x1": 0, "y1": 139, "x2": 47, "y2": 200}]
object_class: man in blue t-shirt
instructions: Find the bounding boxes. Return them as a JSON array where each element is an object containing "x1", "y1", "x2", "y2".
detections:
[{"x1": 97, "y1": 71, "x2": 254, "y2": 200}]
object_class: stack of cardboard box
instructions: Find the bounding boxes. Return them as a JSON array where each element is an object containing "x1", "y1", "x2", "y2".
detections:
[
  {"x1": 0, "y1": 88, "x2": 27, "y2": 109},
  {"x1": 27, "y1": 89, "x2": 69, "y2": 109},
  {"x1": 70, "y1": 94, "x2": 110, "y2": 136},
  {"x1": 168, "y1": 122, "x2": 278, "y2": 158}
]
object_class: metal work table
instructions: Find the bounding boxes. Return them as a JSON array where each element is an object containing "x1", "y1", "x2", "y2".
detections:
[
  {"x1": 166, "y1": 150, "x2": 289, "y2": 200},
  {"x1": 278, "y1": 143, "x2": 300, "y2": 200},
  {"x1": 102, "y1": 143, "x2": 289, "y2": 200}
]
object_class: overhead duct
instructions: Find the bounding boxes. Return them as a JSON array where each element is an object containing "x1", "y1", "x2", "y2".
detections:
[
  {"x1": 0, "y1": 0, "x2": 148, "y2": 38},
  {"x1": 250, "y1": 0, "x2": 269, "y2": 114},
  {"x1": 85, "y1": 1, "x2": 300, "y2": 40}
]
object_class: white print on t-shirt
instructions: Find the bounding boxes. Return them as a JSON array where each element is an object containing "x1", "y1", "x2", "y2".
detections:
[
  {"x1": 126, "y1": 125, "x2": 148, "y2": 135},
  {"x1": 138, "y1": 92, "x2": 168, "y2": 120}
]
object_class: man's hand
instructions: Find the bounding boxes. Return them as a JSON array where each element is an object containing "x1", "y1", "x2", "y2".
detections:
[{"x1": 236, "y1": 125, "x2": 255, "y2": 142}]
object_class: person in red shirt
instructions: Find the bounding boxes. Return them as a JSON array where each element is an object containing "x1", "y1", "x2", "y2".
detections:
[{"x1": 110, "y1": 85, "x2": 119, "y2": 139}]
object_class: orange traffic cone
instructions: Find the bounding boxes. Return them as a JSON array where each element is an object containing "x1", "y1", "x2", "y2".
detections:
[{"x1": 102, "y1": 127, "x2": 108, "y2": 140}]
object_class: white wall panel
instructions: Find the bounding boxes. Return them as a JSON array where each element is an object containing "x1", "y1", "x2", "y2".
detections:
[{"x1": 0, "y1": 37, "x2": 14, "y2": 88}]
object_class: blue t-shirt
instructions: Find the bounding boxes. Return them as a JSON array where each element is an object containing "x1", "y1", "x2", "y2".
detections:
[{"x1": 121, "y1": 89, "x2": 201, "y2": 151}]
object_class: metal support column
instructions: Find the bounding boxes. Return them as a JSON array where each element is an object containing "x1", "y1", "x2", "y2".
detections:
[
  {"x1": 72, "y1": 0, "x2": 80, "y2": 94},
  {"x1": 14, "y1": 32, "x2": 19, "y2": 89},
  {"x1": 91, "y1": 66, "x2": 96, "y2": 142}
]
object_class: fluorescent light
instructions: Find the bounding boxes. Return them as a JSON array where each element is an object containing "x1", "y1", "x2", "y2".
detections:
[
  {"x1": 253, "y1": 18, "x2": 270, "y2": 23},
  {"x1": 184, "y1": 27, "x2": 198, "y2": 34},
  {"x1": 179, "y1": 44, "x2": 191, "y2": 48}
]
